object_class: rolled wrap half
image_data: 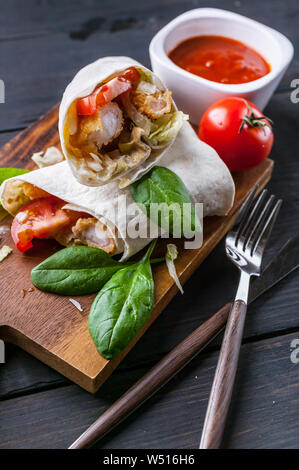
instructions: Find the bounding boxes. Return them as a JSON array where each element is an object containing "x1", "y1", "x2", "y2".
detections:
[
  {"x1": 1, "y1": 123, "x2": 235, "y2": 260},
  {"x1": 59, "y1": 56, "x2": 187, "y2": 188}
]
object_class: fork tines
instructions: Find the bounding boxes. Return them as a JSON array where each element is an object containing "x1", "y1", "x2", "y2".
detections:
[{"x1": 232, "y1": 186, "x2": 282, "y2": 257}]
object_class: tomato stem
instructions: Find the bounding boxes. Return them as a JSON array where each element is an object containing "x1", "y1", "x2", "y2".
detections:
[{"x1": 239, "y1": 100, "x2": 273, "y2": 134}]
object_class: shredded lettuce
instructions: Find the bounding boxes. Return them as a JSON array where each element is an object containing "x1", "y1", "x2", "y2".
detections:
[
  {"x1": 148, "y1": 111, "x2": 188, "y2": 146},
  {"x1": 117, "y1": 127, "x2": 151, "y2": 177},
  {"x1": 121, "y1": 92, "x2": 152, "y2": 136},
  {"x1": 32, "y1": 147, "x2": 64, "y2": 168},
  {"x1": 69, "y1": 298, "x2": 84, "y2": 312},
  {"x1": 136, "y1": 67, "x2": 153, "y2": 84},
  {"x1": 165, "y1": 244, "x2": 184, "y2": 294}
]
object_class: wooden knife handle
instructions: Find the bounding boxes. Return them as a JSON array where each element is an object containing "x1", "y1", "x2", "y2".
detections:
[
  {"x1": 199, "y1": 300, "x2": 247, "y2": 449},
  {"x1": 69, "y1": 302, "x2": 232, "y2": 449}
]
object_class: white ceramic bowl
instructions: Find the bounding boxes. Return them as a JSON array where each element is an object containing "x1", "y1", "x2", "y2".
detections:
[{"x1": 149, "y1": 8, "x2": 294, "y2": 124}]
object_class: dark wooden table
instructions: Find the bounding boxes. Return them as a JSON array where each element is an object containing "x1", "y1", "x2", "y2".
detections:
[{"x1": 0, "y1": 0, "x2": 298, "y2": 449}]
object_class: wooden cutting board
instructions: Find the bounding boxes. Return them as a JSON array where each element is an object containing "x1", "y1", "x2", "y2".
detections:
[{"x1": 0, "y1": 105, "x2": 273, "y2": 393}]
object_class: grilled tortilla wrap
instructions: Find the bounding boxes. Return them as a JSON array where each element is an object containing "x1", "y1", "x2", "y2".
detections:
[{"x1": 1, "y1": 123, "x2": 235, "y2": 260}]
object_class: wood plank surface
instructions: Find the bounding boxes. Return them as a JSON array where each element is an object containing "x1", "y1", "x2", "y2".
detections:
[
  {"x1": 0, "y1": 0, "x2": 298, "y2": 449},
  {"x1": 1, "y1": 332, "x2": 298, "y2": 449}
]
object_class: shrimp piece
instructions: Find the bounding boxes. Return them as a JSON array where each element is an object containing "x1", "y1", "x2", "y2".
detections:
[
  {"x1": 132, "y1": 86, "x2": 172, "y2": 119},
  {"x1": 72, "y1": 217, "x2": 116, "y2": 254},
  {"x1": 76, "y1": 102, "x2": 123, "y2": 150}
]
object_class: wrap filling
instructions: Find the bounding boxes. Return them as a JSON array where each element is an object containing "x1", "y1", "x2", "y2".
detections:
[
  {"x1": 64, "y1": 66, "x2": 187, "y2": 186},
  {"x1": 8, "y1": 182, "x2": 116, "y2": 254}
]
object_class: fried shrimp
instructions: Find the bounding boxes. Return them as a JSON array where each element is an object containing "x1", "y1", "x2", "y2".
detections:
[
  {"x1": 132, "y1": 87, "x2": 172, "y2": 119},
  {"x1": 72, "y1": 217, "x2": 116, "y2": 254},
  {"x1": 75, "y1": 102, "x2": 123, "y2": 151}
]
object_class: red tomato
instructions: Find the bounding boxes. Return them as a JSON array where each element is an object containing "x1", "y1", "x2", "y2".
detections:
[
  {"x1": 11, "y1": 196, "x2": 88, "y2": 252},
  {"x1": 76, "y1": 67, "x2": 140, "y2": 115},
  {"x1": 198, "y1": 97, "x2": 274, "y2": 172},
  {"x1": 121, "y1": 66, "x2": 140, "y2": 84},
  {"x1": 76, "y1": 93, "x2": 98, "y2": 116}
]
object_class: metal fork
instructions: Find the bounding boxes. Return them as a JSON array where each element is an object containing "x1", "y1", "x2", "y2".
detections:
[{"x1": 199, "y1": 186, "x2": 282, "y2": 449}]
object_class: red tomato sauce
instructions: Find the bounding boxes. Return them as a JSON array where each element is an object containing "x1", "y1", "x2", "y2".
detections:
[{"x1": 168, "y1": 35, "x2": 270, "y2": 84}]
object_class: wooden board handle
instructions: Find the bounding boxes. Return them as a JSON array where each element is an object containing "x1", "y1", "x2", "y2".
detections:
[
  {"x1": 69, "y1": 302, "x2": 232, "y2": 449},
  {"x1": 199, "y1": 300, "x2": 247, "y2": 449}
]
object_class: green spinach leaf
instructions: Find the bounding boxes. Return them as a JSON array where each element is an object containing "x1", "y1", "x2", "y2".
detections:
[
  {"x1": 31, "y1": 246, "x2": 134, "y2": 295},
  {"x1": 88, "y1": 240, "x2": 156, "y2": 359},
  {"x1": 130, "y1": 166, "x2": 201, "y2": 237}
]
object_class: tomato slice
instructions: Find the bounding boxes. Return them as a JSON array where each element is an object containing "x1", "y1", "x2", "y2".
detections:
[
  {"x1": 121, "y1": 66, "x2": 140, "y2": 84},
  {"x1": 11, "y1": 196, "x2": 89, "y2": 252},
  {"x1": 76, "y1": 93, "x2": 98, "y2": 116},
  {"x1": 76, "y1": 67, "x2": 140, "y2": 115}
]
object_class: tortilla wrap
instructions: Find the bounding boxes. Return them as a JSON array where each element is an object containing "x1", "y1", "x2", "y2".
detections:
[
  {"x1": 0, "y1": 123, "x2": 235, "y2": 260},
  {"x1": 59, "y1": 56, "x2": 187, "y2": 188}
]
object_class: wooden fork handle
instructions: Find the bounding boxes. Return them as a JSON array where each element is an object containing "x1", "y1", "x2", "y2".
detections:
[
  {"x1": 199, "y1": 300, "x2": 247, "y2": 449},
  {"x1": 69, "y1": 302, "x2": 232, "y2": 449}
]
